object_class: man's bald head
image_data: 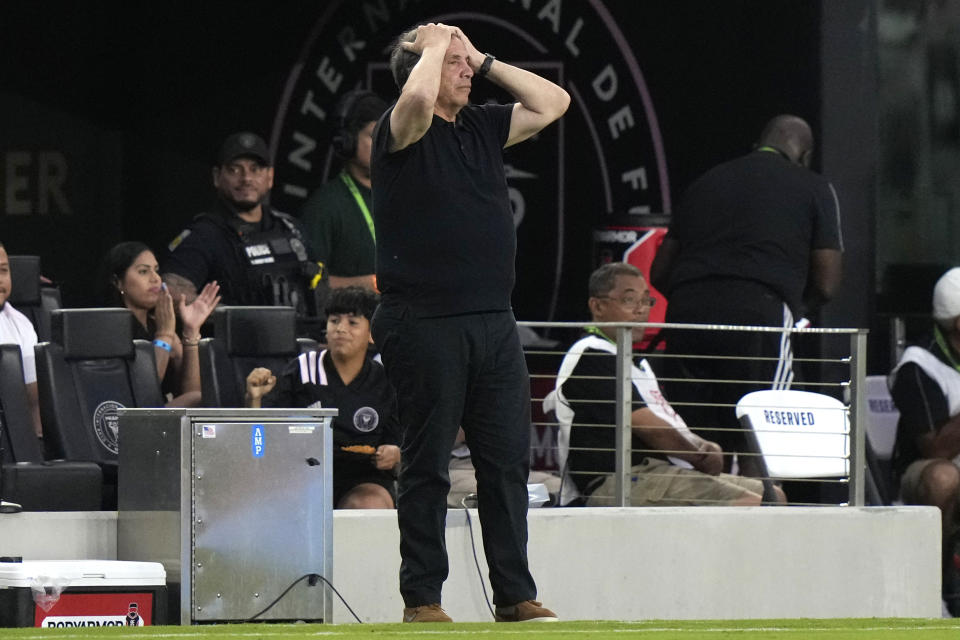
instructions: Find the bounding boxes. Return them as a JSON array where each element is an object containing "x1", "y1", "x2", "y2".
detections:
[{"x1": 759, "y1": 114, "x2": 814, "y2": 168}]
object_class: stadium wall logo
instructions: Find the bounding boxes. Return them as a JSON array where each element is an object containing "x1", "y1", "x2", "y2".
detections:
[{"x1": 270, "y1": 0, "x2": 669, "y2": 321}]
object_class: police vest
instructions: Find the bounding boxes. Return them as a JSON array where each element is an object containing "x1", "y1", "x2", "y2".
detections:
[{"x1": 233, "y1": 213, "x2": 316, "y2": 315}]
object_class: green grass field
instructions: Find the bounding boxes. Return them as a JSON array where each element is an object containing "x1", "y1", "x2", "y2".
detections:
[{"x1": 3, "y1": 619, "x2": 960, "y2": 640}]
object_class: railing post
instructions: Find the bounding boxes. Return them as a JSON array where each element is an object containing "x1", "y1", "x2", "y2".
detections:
[
  {"x1": 848, "y1": 330, "x2": 868, "y2": 506},
  {"x1": 614, "y1": 325, "x2": 633, "y2": 507},
  {"x1": 891, "y1": 316, "x2": 906, "y2": 369}
]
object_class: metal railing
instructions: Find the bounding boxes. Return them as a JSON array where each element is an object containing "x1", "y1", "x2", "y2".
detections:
[{"x1": 520, "y1": 320, "x2": 869, "y2": 507}]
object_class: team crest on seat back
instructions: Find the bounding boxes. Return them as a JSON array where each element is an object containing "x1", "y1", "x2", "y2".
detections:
[{"x1": 35, "y1": 308, "x2": 163, "y2": 464}]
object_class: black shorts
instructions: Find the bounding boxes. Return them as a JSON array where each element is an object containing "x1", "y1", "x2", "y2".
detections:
[{"x1": 334, "y1": 458, "x2": 397, "y2": 507}]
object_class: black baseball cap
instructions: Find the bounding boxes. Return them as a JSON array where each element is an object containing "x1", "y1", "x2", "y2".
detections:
[{"x1": 217, "y1": 132, "x2": 271, "y2": 166}]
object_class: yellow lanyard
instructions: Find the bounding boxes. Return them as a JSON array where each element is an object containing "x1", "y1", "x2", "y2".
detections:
[
  {"x1": 340, "y1": 172, "x2": 375, "y2": 243},
  {"x1": 934, "y1": 325, "x2": 960, "y2": 373},
  {"x1": 585, "y1": 325, "x2": 615, "y2": 344}
]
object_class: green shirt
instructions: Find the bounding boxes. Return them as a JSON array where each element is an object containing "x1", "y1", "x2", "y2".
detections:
[{"x1": 300, "y1": 174, "x2": 375, "y2": 277}]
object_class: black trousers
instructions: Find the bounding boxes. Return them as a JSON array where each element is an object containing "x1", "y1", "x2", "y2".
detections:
[
  {"x1": 372, "y1": 305, "x2": 537, "y2": 607},
  {"x1": 662, "y1": 278, "x2": 792, "y2": 474}
]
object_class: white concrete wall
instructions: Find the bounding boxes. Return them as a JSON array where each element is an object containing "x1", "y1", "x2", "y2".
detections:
[
  {"x1": 330, "y1": 506, "x2": 942, "y2": 623},
  {"x1": 0, "y1": 512, "x2": 116, "y2": 560},
  {"x1": 0, "y1": 506, "x2": 941, "y2": 622}
]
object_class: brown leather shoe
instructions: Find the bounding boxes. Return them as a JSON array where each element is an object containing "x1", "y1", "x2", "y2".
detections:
[
  {"x1": 402, "y1": 603, "x2": 452, "y2": 623},
  {"x1": 494, "y1": 600, "x2": 558, "y2": 622}
]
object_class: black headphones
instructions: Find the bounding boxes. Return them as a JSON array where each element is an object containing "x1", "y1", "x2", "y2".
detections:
[{"x1": 331, "y1": 89, "x2": 378, "y2": 160}]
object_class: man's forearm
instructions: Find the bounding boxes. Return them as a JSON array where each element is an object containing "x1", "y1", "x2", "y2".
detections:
[
  {"x1": 390, "y1": 41, "x2": 448, "y2": 151},
  {"x1": 921, "y1": 414, "x2": 960, "y2": 460},
  {"x1": 803, "y1": 248, "x2": 842, "y2": 315},
  {"x1": 485, "y1": 60, "x2": 569, "y2": 120},
  {"x1": 401, "y1": 44, "x2": 445, "y2": 107},
  {"x1": 328, "y1": 274, "x2": 377, "y2": 291},
  {"x1": 632, "y1": 407, "x2": 699, "y2": 459}
]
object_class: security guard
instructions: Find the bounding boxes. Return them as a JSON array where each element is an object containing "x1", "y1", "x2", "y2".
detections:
[{"x1": 162, "y1": 132, "x2": 326, "y2": 330}]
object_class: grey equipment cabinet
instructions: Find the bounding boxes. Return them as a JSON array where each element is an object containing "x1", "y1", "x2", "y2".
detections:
[{"x1": 115, "y1": 408, "x2": 336, "y2": 625}]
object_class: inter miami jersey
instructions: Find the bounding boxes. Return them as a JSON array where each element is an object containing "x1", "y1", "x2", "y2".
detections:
[{"x1": 262, "y1": 349, "x2": 401, "y2": 458}]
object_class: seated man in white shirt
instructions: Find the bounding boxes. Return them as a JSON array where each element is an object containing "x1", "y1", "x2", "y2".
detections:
[
  {"x1": 0, "y1": 242, "x2": 42, "y2": 438},
  {"x1": 545, "y1": 262, "x2": 786, "y2": 506}
]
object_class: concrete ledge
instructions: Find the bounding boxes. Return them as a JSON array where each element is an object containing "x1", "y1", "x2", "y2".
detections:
[
  {"x1": 0, "y1": 511, "x2": 117, "y2": 560},
  {"x1": 331, "y1": 506, "x2": 941, "y2": 622},
  {"x1": 0, "y1": 506, "x2": 941, "y2": 622}
]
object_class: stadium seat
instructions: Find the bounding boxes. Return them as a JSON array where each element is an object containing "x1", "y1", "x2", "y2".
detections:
[
  {"x1": 35, "y1": 308, "x2": 164, "y2": 508},
  {"x1": 199, "y1": 306, "x2": 318, "y2": 407},
  {"x1": 864, "y1": 375, "x2": 899, "y2": 461},
  {"x1": 0, "y1": 344, "x2": 102, "y2": 510},
  {"x1": 735, "y1": 389, "x2": 850, "y2": 479},
  {"x1": 864, "y1": 374, "x2": 901, "y2": 503},
  {"x1": 7, "y1": 255, "x2": 62, "y2": 342},
  {"x1": 541, "y1": 387, "x2": 582, "y2": 506}
]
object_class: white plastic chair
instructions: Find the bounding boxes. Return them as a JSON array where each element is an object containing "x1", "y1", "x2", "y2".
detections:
[
  {"x1": 542, "y1": 388, "x2": 582, "y2": 506},
  {"x1": 864, "y1": 375, "x2": 899, "y2": 462},
  {"x1": 735, "y1": 389, "x2": 850, "y2": 478}
]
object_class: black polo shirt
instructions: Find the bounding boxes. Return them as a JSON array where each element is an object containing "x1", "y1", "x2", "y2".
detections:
[
  {"x1": 371, "y1": 103, "x2": 515, "y2": 316},
  {"x1": 663, "y1": 150, "x2": 842, "y2": 315}
]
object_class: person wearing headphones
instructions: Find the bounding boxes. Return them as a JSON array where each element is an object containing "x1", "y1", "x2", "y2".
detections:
[
  {"x1": 300, "y1": 90, "x2": 389, "y2": 291},
  {"x1": 650, "y1": 115, "x2": 843, "y2": 474}
]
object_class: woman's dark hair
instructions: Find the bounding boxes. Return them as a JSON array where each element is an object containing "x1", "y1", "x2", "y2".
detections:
[
  {"x1": 99, "y1": 241, "x2": 153, "y2": 306},
  {"x1": 324, "y1": 285, "x2": 380, "y2": 322}
]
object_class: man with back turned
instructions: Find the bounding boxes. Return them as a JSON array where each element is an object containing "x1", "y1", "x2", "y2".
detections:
[{"x1": 651, "y1": 115, "x2": 843, "y2": 473}]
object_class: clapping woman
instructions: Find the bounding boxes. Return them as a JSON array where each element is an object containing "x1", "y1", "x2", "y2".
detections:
[{"x1": 101, "y1": 241, "x2": 220, "y2": 406}]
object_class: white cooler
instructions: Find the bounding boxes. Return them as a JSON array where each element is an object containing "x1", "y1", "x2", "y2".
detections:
[{"x1": 0, "y1": 560, "x2": 167, "y2": 627}]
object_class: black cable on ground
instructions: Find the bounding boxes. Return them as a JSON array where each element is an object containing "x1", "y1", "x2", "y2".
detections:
[
  {"x1": 460, "y1": 494, "x2": 496, "y2": 620},
  {"x1": 245, "y1": 572, "x2": 363, "y2": 623}
]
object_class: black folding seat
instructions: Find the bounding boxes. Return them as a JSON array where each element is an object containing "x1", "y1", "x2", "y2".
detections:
[
  {"x1": 199, "y1": 306, "x2": 318, "y2": 407},
  {"x1": 0, "y1": 344, "x2": 102, "y2": 510},
  {"x1": 35, "y1": 309, "x2": 164, "y2": 508},
  {"x1": 7, "y1": 255, "x2": 62, "y2": 342}
]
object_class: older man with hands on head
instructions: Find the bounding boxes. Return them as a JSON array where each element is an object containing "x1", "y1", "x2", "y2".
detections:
[{"x1": 370, "y1": 23, "x2": 568, "y2": 623}]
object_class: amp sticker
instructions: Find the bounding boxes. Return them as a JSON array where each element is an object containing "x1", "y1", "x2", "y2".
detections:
[{"x1": 252, "y1": 424, "x2": 265, "y2": 458}]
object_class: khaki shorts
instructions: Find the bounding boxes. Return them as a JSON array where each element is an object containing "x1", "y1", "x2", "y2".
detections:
[
  {"x1": 585, "y1": 457, "x2": 765, "y2": 506},
  {"x1": 898, "y1": 458, "x2": 955, "y2": 504},
  {"x1": 447, "y1": 456, "x2": 562, "y2": 508}
]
